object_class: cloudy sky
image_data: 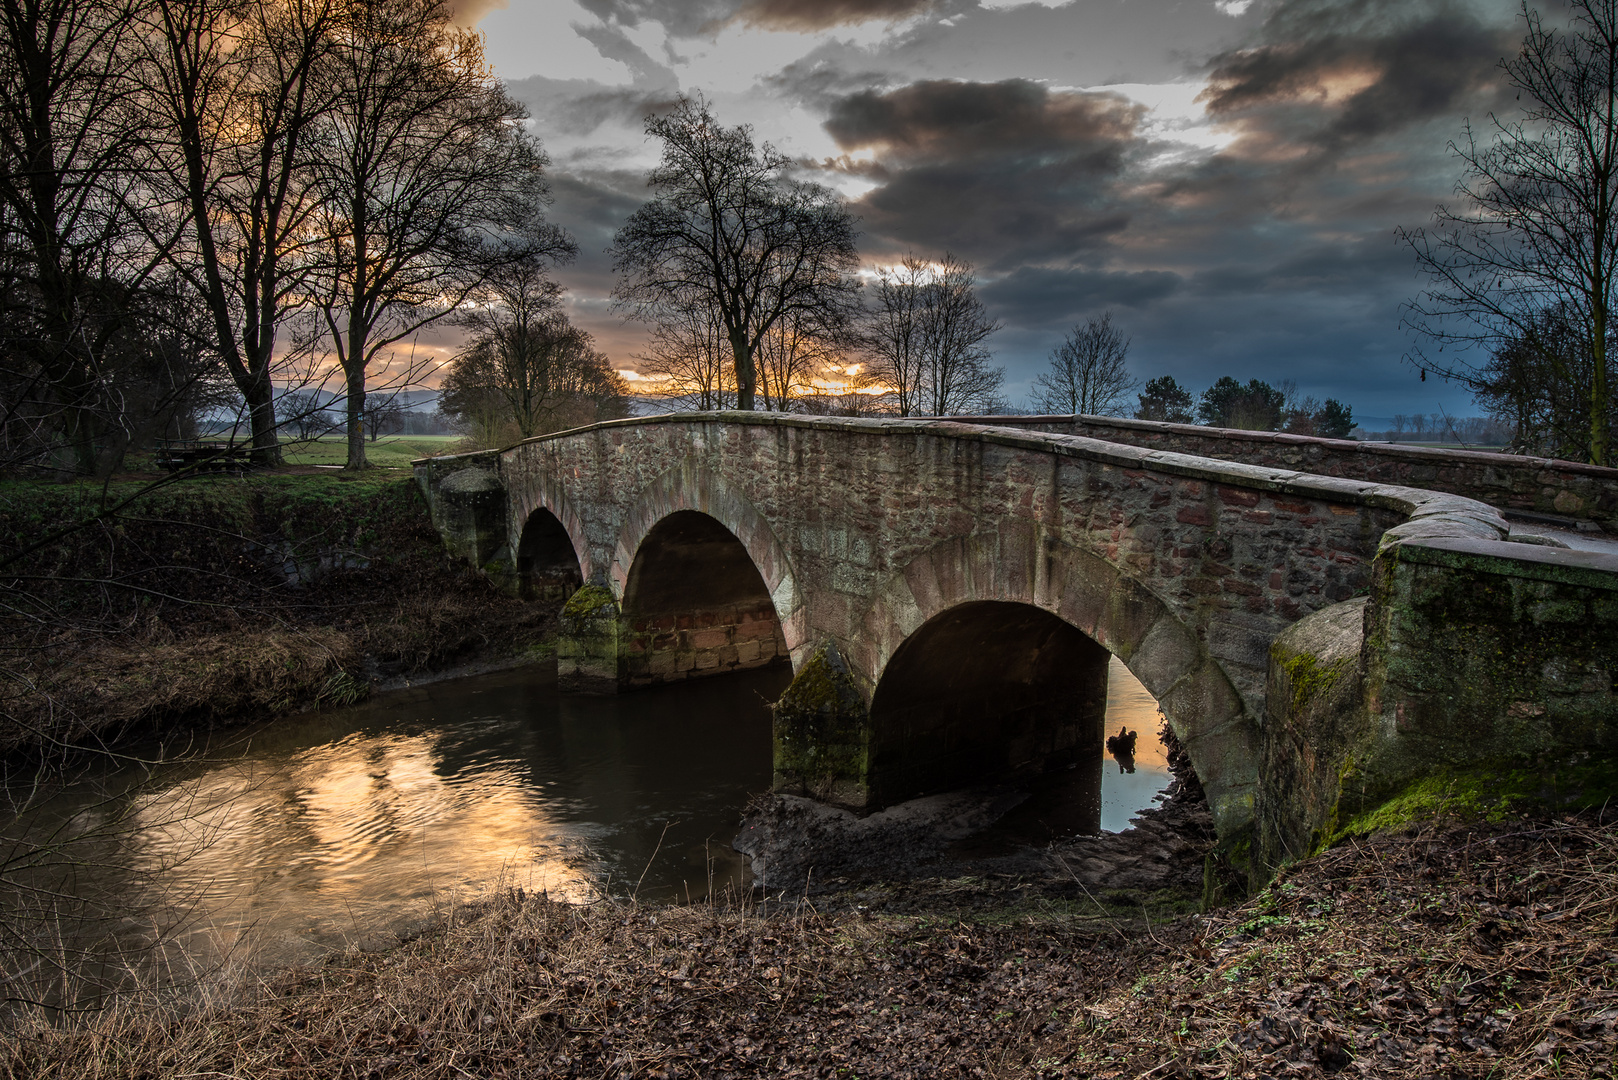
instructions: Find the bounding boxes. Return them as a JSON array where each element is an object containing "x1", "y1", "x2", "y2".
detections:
[{"x1": 459, "y1": 0, "x2": 1528, "y2": 421}]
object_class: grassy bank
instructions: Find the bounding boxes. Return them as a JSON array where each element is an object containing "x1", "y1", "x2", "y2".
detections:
[
  {"x1": 4, "y1": 810, "x2": 1613, "y2": 1079},
  {"x1": 0, "y1": 469, "x2": 554, "y2": 752}
]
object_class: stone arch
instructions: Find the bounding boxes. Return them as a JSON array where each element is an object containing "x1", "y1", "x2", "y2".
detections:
[
  {"x1": 610, "y1": 461, "x2": 806, "y2": 660},
  {"x1": 867, "y1": 599, "x2": 1112, "y2": 808},
  {"x1": 514, "y1": 507, "x2": 583, "y2": 601},
  {"x1": 854, "y1": 522, "x2": 1258, "y2": 838},
  {"x1": 507, "y1": 473, "x2": 593, "y2": 584}
]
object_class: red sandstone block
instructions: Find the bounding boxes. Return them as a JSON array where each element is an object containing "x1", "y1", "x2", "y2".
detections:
[
  {"x1": 1177, "y1": 505, "x2": 1211, "y2": 526},
  {"x1": 1275, "y1": 500, "x2": 1313, "y2": 514},
  {"x1": 689, "y1": 629, "x2": 730, "y2": 650},
  {"x1": 1244, "y1": 510, "x2": 1273, "y2": 524},
  {"x1": 1218, "y1": 486, "x2": 1260, "y2": 507}
]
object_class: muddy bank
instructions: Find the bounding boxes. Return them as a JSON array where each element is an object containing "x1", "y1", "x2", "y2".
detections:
[
  {"x1": 9, "y1": 810, "x2": 1615, "y2": 1079},
  {"x1": 737, "y1": 721, "x2": 1215, "y2": 914},
  {"x1": 735, "y1": 773, "x2": 1213, "y2": 914},
  {"x1": 0, "y1": 473, "x2": 555, "y2": 754}
]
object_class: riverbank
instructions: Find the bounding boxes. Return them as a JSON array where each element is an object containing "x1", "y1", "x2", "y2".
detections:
[
  {"x1": 0, "y1": 470, "x2": 555, "y2": 754},
  {"x1": 7, "y1": 808, "x2": 1614, "y2": 1079}
]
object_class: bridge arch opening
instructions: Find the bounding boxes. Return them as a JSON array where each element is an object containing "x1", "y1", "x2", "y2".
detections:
[
  {"x1": 516, "y1": 508, "x2": 584, "y2": 602},
  {"x1": 868, "y1": 600, "x2": 1121, "y2": 807},
  {"x1": 619, "y1": 510, "x2": 789, "y2": 687}
]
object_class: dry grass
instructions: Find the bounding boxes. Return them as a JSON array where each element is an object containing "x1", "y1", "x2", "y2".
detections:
[
  {"x1": 6, "y1": 812, "x2": 1614, "y2": 1079},
  {"x1": 0, "y1": 586, "x2": 555, "y2": 754},
  {"x1": 1048, "y1": 812, "x2": 1618, "y2": 1079}
]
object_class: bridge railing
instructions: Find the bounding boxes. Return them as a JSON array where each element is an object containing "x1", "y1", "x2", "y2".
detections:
[{"x1": 954, "y1": 413, "x2": 1618, "y2": 535}]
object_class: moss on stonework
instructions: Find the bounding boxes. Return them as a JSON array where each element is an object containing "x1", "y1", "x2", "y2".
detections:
[
  {"x1": 1280, "y1": 652, "x2": 1352, "y2": 717},
  {"x1": 1326, "y1": 755, "x2": 1618, "y2": 847},
  {"x1": 562, "y1": 584, "x2": 616, "y2": 620},
  {"x1": 773, "y1": 643, "x2": 870, "y2": 798}
]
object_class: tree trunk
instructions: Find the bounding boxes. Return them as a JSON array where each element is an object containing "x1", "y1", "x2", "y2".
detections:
[
  {"x1": 345, "y1": 362, "x2": 367, "y2": 469},
  {"x1": 243, "y1": 363, "x2": 282, "y2": 468},
  {"x1": 1592, "y1": 325, "x2": 1611, "y2": 466},
  {"x1": 730, "y1": 330, "x2": 755, "y2": 411}
]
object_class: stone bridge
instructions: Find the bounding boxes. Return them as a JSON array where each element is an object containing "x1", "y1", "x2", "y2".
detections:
[{"x1": 416, "y1": 415, "x2": 1618, "y2": 873}]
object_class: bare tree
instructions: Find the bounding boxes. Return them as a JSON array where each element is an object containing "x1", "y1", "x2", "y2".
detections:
[
  {"x1": 918, "y1": 253, "x2": 1003, "y2": 416},
  {"x1": 1032, "y1": 311, "x2": 1135, "y2": 415},
  {"x1": 140, "y1": 0, "x2": 343, "y2": 468},
  {"x1": 611, "y1": 95, "x2": 860, "y2": 411},
  {"x1": 276, "y1": 387, "x2": 334, "y2": 439},
  {"x1": 633, "y1": 303, "x2": 735, "y2": 411},
  {"x1": 311, "y1": 0, "x2": 572, "y2": 469},
  {"x1": 757, "y1": 310, "x2": 845, "y2": 412},
  {"x1": 1476, "y1": 308, "x2": 1614, "y2": 455},
  {"x1": 859, "y1": 255, "x2": 931, "y2": 416},
  {"x1": 0, "y1": 0, "x2": 170, "y2": 475},
  {"x1": 1403, "y1": 0, "x2": 1618, "y2": 465},
  {"x1": 860, "y1": 252, "x2": 1002, "y2": 416},
  {"x1": 443, "y1": 256, "x2": 627, "y2": 442}
]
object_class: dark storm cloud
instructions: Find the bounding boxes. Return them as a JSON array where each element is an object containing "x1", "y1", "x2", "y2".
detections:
[
  {"x1": 822, "y1": 79, "x2": 1145, "y2": 267},
  {"x1": 1187, "y1": 235, "x2": 1415, "y2": 297},
  {"x1": 980, "y1": 267, "x2": 1184, "y2": 327},
  {"x1": 826, "y1": 78, "x2": 1141, "y2": 158},
  {"x1": 733, "y1": 0, "x2": 936, "y2": 32},
  {"x1": 1202, "y1": 0, "x2": 1515, "y2": 146},
  {"x1": 573, "y1": 0, "x2": 951, "y2": 37},
  {"x1": 572, "y1": 0, "x2": 737, "y2": 37}
]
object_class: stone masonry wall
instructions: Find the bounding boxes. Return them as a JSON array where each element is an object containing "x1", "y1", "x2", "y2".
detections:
[
  {"x1": 969, "y1": 415, "x2": 1618, "y2": 533},
  {"x1": 620, "y1": 600, "x2": 789, "y2": 687},
  {"x1": 493, "y1": 414, "x2": 1501, "y2": 835}
]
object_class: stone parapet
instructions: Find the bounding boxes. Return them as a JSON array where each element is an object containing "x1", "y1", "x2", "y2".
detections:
[{"x1": 964, "y1": 414, "x2": 1618, "y2": 533}]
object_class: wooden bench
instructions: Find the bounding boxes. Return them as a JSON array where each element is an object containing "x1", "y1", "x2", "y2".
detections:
[{"x1": 154, "y1": 439, "x2": 255, "y2": 474}]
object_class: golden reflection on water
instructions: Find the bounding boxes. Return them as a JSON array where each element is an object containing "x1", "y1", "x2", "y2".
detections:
[
  {"x1": 128, "y1": 729, "x2": 601, "y2": 969},
  {"x1": 54, "y1": 659, "x2": 1172, "y2": 974},
  {"x1": 1101, "y1": 656, "x2": 1172, "y2": 832}
]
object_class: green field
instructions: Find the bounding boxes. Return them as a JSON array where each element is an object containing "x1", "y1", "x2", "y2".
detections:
[{"x1": 279, "y1": 434, "x2": 466, "y2": 468}]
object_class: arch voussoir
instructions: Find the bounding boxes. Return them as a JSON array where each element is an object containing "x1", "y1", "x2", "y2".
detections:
[
  {"x1": 852, "y1": 528, "x2": 1259, "y2": 840},
  {"x1": 509, "y1": 475, "x2": 592, "y2": 586},
  {"x1": 610, "y1": 461, "x2": 805, "y2": 658}
]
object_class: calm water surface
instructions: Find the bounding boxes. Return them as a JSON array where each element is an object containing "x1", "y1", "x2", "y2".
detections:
[{"x1": 25, "y1": 657, "x2": 1168, "y2": 973}]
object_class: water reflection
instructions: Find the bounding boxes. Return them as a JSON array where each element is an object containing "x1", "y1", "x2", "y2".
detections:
[
  {"x1": 100, "y1": 664, "x2": 791, "y2": 970},
  {"x1": 9, "y1": 653, "x2": 1173, "y2": 982},
  {"x1": 980, "y1": 657, "x2": 1172, "y2": 847},
  {"x1": 1106, "y1": 726, "x2": 1140, "y2": 773}
]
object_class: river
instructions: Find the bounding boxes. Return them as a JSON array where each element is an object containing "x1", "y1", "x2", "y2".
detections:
[{"x1": 6, "y1": 656, "x2": 1169, "y2": 992}]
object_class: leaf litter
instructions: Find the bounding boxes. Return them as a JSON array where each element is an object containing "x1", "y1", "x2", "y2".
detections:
[{"x1": 5, "y1": 807, "x2": 1615, "y2": 1079}]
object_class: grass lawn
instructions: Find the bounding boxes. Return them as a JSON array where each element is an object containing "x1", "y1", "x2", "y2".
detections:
[{"x1": 280, "y1": 433, "x2": 465, "y2": 468}]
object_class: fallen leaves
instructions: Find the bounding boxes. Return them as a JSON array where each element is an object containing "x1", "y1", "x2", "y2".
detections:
[{"x1": 5, "y1": 811, "x2": 1616, "y2": 1079}]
